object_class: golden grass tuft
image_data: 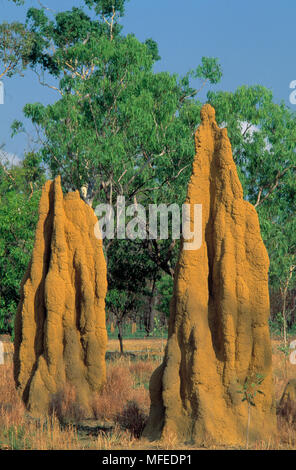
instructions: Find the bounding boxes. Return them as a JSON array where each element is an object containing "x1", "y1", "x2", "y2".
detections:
[
  {"x1": 0, "y1": 364, "x2": 25, "y2": 429},
  {"x1": 49, "y1": 382, "x2": 87, "y2": 423}
]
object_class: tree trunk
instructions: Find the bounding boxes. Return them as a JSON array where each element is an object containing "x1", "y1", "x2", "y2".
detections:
[
  {"x1": 145, "y1": 278, "x2": 157, "y2": 336},
  {"x1": 117, "y1": 322, "x2": 124, "y2": 354},
  {"x1": 282, "y1": 288, "x2": 288, "y2": 348},
  {"x1": 281, "y1": 265, "x2": 295, "y2": 348}
]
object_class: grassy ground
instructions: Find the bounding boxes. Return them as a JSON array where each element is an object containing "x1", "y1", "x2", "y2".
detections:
[{"x1": 0, "y1": 336, "x2": 295, "y2": 450}]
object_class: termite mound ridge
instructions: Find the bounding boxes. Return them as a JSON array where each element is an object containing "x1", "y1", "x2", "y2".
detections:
[
  {"x1": 143, "y1": 104, "x2": 276, "y2": 446},
  {"x1": 14, "y1": 176, "x2": 107, "y2": 417}
]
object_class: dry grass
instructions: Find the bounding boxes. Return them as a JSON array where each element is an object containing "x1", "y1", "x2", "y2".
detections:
[
  {"x1": 0, "y1": 351, "x2": 155, "y2": 449},
  {"x1": 0, "y1": 336, "x2": 295, "y2": 450},
  {"x1": 91, "y1": 360, "x2": 150, "y2": 423},
  {"x1": 107, "y1": 337, "x2": 165, "y2": 354},
  {"x1": 271, "y1": 337, "x2": 296, "y2": 400},
  {"x1": 0, "y1": 364, "x2": 25, "y2": 430},
  {"x1": 129, "y1": 360, "x2": 155, "y2": 387},
  {"x1": 0, "y1": 365, "x2": 86, "y2": 449},
  {"x1": 49, "y1": 382, "x2": 87, "y2": 423}
]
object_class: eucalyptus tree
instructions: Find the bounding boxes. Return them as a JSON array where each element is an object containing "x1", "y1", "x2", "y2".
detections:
[{"x1": 8, "y1": 0, "x2": 221, "y2": 336}]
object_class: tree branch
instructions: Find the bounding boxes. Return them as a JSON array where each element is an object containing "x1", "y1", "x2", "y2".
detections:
[
  {"x1": 32, "y1": 69, "x2": 63, "y2": 96},
  {"x1": 254, "y1": 165, "x2": 296, "y2": 208}
]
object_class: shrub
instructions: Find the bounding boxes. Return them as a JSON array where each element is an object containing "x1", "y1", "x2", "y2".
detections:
[
  {"x1": 91, "y1": 364, "x2": 135, "y2": 420},
  {"x1": 116, "y1": 400, "x2": 147, "y2": 438},
  {"x1": 49, "y1": 383, "x2": 87, "y2": 423}
]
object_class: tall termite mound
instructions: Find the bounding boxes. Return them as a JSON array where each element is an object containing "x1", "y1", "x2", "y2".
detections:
[
  {"x1": 14, "y1": 176, "x2": 107, "y2": 416},
  {"x1": 143, "y1": 104, "x2": 276, "y2": 446}
]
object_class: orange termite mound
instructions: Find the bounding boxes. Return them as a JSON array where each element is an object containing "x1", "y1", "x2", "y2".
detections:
[
  {"x1": 143, "y1": 104, "x2": 276, "y2": 446},
  {"x1": 14, "y1": 176, "x2": 107, "y2": 416}
]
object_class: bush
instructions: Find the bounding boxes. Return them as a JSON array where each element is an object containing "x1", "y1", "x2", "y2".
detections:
[
  {"x1": 91, "y1": 363, "x2": 135, "y2": 420},
  {"x1": 116, "y1": 400, "x2": 147, "y2": 438},
  {"x1": 49, "y1": 383, "x2": 87, "y2": 423}
]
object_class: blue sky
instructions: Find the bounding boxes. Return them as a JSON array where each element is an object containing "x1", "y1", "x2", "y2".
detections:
[{"x1": 0, "y1": 0, "x2": 295, "y2": 160}]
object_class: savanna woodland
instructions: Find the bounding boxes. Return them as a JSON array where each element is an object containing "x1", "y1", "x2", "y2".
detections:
[{"x1": 0, "y1": 0, "x2": 295, "y2": 451}]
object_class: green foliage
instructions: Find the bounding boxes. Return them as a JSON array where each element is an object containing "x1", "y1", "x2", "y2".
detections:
[
  {"x1": 84, "y1": 0, "x2": 128, "y2": 18},
  {"x1": 237, "y1": 373, "x2": 265, "y2": 448},
  {"x1": 277, "y1": 343, "x2": 291, "y2": 358},
  {"x1": 156, "y1": 274, "x2": 173, "y2": 318},
  {"x1": 18, "y1": 0, "x2": 221, "y2": 218},
  {"x1": 237, "y1": 373, "x2": 265, "y2": 408},
  {"x1": 143, "y1": 38, "x2": 161, "y2": 62},
  {"x1": 196, "y1": 56, "x2": 222, "y2": 84},
  {"x1": 106, "y1": 288, "x2": 144, "y2": 317},
  {"x1": 107, "y1": 239, "x2": 157, "y2": 294},
  {"x1": 0, "y1": 22, "x2": 33, "y2": 78},
  {"x1": 152, "y1": 316, "x2": 167, "y2": 338},
  {"x1": 0, "y1": 190, "x2": 40, "y2": 333},
  {"x1": 269, "y1": 312, "x2": 285, "y2": 336},
  {"x1": 0, "y1": 153, "x2": 45, "y2": 334}
]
